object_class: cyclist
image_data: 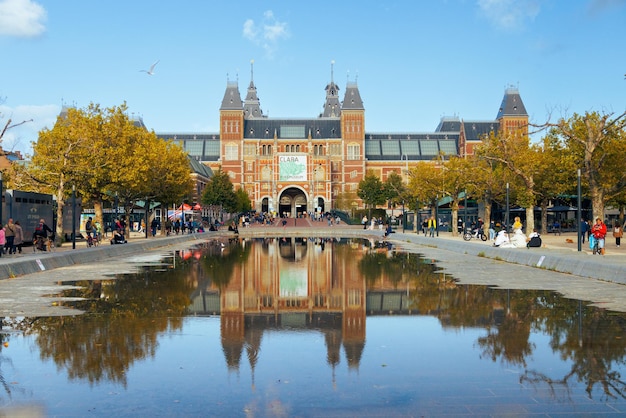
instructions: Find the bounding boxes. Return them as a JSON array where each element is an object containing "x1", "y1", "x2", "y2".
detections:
[
  {"x1": 591, "y1": 217, "x2": 607, "y2": 255},
  {"x1": 33, "y1": 219, "x2": 54, "y2": 251},
  {"x1": 85, "y1": 217, "x2": 96, "y2": 246}
]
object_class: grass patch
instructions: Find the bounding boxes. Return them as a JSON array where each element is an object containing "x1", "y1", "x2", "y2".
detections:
[{"x1": 477, "y1": 251, "x2": 485, "y2": 257}]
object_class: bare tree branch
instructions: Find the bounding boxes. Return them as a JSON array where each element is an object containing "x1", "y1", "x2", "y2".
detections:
[{"x1": 0, "y1": 118, "x2": 34, "y2": 142}]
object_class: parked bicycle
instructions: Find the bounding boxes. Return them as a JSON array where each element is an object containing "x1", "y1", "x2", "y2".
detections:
[{"x1": 463, "y1": 227, "x2": 488, "y2": 242}]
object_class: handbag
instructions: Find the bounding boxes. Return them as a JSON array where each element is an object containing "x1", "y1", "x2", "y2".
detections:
[{"x1": 589, "y1": 234, "x2": 596, "y2": 250}]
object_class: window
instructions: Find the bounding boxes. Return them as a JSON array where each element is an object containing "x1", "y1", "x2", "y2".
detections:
[
  {"x1": 381, "y1": 141, "x2": 400, "y2": 156},
  {"x1": 350, "y1": 170, "x2": 357, "y2": 179},
  {"x1": 420, "y1": 141, "x2": 439, "y2": 155},
  {"x1": 244, "y1": 144, "x2": 256, "y2": 156},
  {"x1": 439, "y1": 141, "x2": 458, "y2": 155},
  {"x1": 280, "y1": 125, "x2": 305, "y2": 138},
  {"x1": 347, "y1": 144, "x2": 360, "y2": 160},
  {"x1": 225, "y1": 144, "x2": 238, "y2": 161},
  {"x1": 365, "y1": 141, "x2": 381, "y2": 155},
  {"x1": 185, "y1": 141, "x2": 203, "y2": 156}
]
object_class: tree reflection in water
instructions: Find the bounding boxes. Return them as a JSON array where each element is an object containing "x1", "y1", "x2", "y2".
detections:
[
  {"x1": 2, "y1": 237, "x2": 626, "y2": 404},
  {"x1": 360, "y1": 239, "x2": 626, "y2": 401},
  {"x1": 10, "y1": 254, "x2": 197, "y2": 387}
]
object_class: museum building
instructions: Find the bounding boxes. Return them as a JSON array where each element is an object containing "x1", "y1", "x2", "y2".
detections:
[{"x1": 157, "y1": 65, "x2": 528, "y2": 217}]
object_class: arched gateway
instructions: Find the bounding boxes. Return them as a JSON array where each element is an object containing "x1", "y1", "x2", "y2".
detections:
[{"x1": 278, "y1": 187, "x2": 308, "y2": 218}]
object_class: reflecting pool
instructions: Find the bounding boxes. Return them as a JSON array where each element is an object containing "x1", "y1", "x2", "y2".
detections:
[{"x1": 2, "y1": 237, "x2": 626, "y2": 417}]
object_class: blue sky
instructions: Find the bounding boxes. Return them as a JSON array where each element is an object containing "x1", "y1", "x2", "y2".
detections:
[{"x1": 1, "y1": 0, "x2": 625, "y2": 156}]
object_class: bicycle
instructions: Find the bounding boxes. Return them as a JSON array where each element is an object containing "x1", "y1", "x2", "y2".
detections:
[
  {"x1": 33, "y1": 235, "x2": 54, "y2": 253},
  {"x1": 591, "y1": 236, "x2": 603, "y2": 255},
  {"x1": 86, "y1": 232, "x2": 99, "y2": 247},
  {"x1": 463, "y1": 227, "x2": 488, "y2": 242}
]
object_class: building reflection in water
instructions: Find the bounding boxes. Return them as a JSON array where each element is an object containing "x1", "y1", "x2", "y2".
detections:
[{"x1": 187, "y1": 237, "x2": 418, "y2": 382}]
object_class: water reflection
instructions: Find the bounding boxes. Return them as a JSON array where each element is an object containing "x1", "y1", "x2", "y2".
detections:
[{"x1": 2, "y1": 237, "x2": 626, "y2": 414}]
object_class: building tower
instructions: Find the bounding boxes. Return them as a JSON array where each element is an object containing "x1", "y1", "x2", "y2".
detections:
[
  {"x1": 496, "y1": 86, "x2": 528, "y2": 136},
  {"x1": 219, "y1": 78, "x2": 244, "y2": 187},
  {"x1": 340, "y1": 71, "x2": 365, "y2": 199}
]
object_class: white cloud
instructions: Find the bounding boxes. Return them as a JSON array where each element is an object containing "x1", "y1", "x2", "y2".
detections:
[
  {"x1": 242, "y1": 10, "x2": 290, "y2": 57},
  {"x1": 0, "y1": 104, "x2": 59, "y2": 157},
  {"x1": 0, "y1": 0, "x2": 46, "y2": 38},
  {"x1": 477, "y1": 0, "x2": 540, "y2": 31}
]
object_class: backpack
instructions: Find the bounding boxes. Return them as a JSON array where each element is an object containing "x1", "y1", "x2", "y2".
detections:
[{"x1": 527, "y1": 235, "x2": 542, "y2": 248}]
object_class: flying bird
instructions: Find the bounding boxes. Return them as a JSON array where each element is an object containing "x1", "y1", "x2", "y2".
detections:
[{"x1": 140, "y1": 60, "x2": 160, "y2": 75}]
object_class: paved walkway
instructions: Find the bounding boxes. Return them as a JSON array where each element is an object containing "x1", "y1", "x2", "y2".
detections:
[{"x1": 2, "y1": 224, "x2": 626, "y2": 315}]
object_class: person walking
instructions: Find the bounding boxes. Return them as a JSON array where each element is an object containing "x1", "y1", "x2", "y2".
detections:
[
  {"x1": 613, "y1": 222, "x2": 622, "y2": 247},
  {"x1": 13, "y1": 221, "x2": 24, "y2": 254},
  {"x1": 428, "y1": 216, "x2": 437, "y2": 237},
  {"x1": 4, "y1": 218, "x2": 16, "y2": 255},
  {"x1": 150, "y1": 218, "x2": 159, "y2": 237},
  {"x1": 580, "y1": 219, "x2": 589, "y2": 244}
]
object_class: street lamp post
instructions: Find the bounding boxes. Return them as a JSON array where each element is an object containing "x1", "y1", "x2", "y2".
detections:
[
  {"x1": 0, "y1": 172, "x2": 3, "y2": 227},
  {"x1": 72, "y1": 185, "x2": 76, "y2": 249},
  {"x1": 401, "y1": 154, "x2": 408, "y2": 177},
  {"x1": 505, "y1": 183, "x2": 510, "y2": 232},
  {"x1": 435, "y1": 194, "x2": 439, "y2": 237},
  {"x1": 463, "y1": 189, "x2": 467, "y2": 235},
  {"x1": 577, "y1": 169, "x2": 582, "y2": 252}
]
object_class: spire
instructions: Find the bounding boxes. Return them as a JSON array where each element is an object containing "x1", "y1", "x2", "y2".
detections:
[
  {"x1": 496, "y1": 86, "x2": 527, "y2": 119},
  {"x1": 322, "y1": 60, "x2": 341, "y2": 118},
  {"x1": 243, "y1": 59, "x2": 264, "y2": 119}
]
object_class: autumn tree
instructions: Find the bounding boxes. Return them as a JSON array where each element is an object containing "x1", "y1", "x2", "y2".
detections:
[
  {"x1": 441, "y1": 156, "x2": 477, "y2": 236},
  {"x1": 28, "y1": 106, "x2": 95, "y2": 243},
  {"x1": 476, "y1": 130, "x2": 542, "y2": 233},
  {"x1": 112, "y1": 132, "x2": 193, "y2": 237},
  {"x1": 406, "y1": 161, "x2": 440, "y2": 232},
  {"x1": 28, "y1": 103, "x2": 193, "y2": 242},
  {"x1": 383, "y1": 171, "x2": 407, "y2": 208},
  {"x1": 551, "y1": 111, "x2": 626, "y2": 220},
  {"x1": 532, "y1": 133, "x2": 578, "y2": 233}
]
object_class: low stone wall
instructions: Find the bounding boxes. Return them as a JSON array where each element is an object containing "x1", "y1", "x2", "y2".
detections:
[
  {"x1": 0, "y1": 234, "x2": 207, "y2": 280},
  {"x1": 393, "y1": 232, "x2": 626, "y2": 285}
]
